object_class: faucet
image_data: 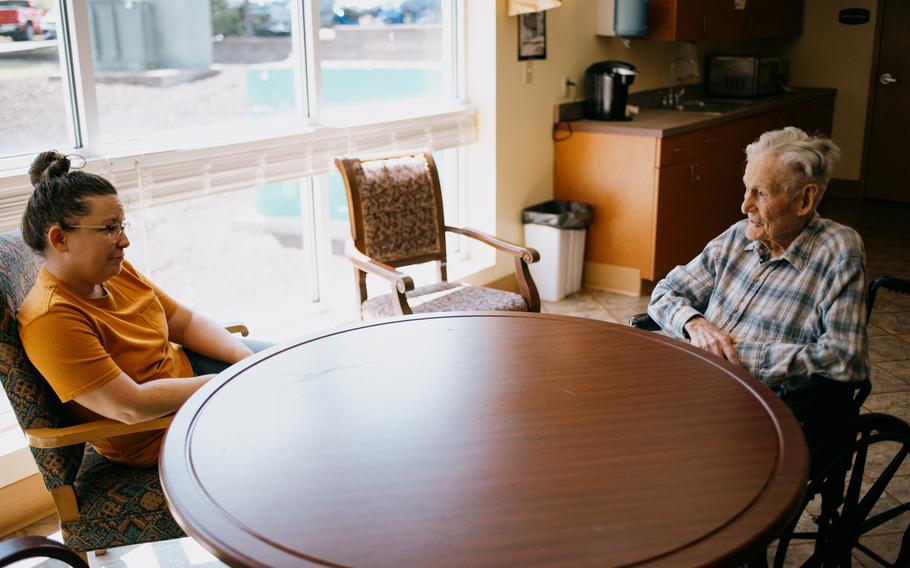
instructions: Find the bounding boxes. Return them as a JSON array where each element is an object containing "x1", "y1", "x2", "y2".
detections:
[{"x1": 668, "y1": 56, "x2": 698, "y2": 107}]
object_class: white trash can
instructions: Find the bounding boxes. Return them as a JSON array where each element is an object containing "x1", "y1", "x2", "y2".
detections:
[{"x1": 522, "y1": 200, "x2": 593, "y2": 302}]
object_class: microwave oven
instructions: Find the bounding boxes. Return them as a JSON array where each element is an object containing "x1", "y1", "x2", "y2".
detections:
[{"x1": 706, "y1": 56, "x2": 782, "y2": 97}]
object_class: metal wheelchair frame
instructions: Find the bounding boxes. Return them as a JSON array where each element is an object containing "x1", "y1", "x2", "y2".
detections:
[{"x1": 630, "y1": 276, "x2": 910, "y2": 567}]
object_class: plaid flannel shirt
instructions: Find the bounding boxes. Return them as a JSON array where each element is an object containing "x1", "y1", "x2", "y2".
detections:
[{"x1": 648, "y1": 213, "x2": 869, "y2": 386}]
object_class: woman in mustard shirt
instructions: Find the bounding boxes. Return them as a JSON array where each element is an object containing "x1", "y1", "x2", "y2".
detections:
[{"x1": 17, "y1": 150, "x2": 267, "y2": 467}]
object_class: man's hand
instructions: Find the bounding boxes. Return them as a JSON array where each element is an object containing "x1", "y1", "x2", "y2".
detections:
[{"x1": 684, "y1": 316, "x2": 741, "y2": 364}]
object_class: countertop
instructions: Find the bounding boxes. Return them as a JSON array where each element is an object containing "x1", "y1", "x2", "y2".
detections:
[{"x1": 557, "y1": 87, "x2": 836, "y2": 138}]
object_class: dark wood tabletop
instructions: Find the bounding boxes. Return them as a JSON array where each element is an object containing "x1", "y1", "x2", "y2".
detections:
[{"x1": 160, "y1": 312, "x2": 808, "y2": 567}]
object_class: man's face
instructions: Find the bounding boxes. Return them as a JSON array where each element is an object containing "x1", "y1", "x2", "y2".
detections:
[{"x1": 741, "y1": 153, "x2": 811, "y2": 254}]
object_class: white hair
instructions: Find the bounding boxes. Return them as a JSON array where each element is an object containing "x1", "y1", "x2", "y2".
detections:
[{"x1": 745, "y1": 127, "x2": 842, "y2": 199}]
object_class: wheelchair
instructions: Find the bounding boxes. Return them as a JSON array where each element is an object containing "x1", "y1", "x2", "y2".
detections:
[{"x1": 631, "y1": 276, "x2": 910, "y2": 567}]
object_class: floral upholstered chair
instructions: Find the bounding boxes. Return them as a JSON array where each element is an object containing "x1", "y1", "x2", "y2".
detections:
[
  {"x1": 335, "y1": 150, "x2": 541, "y2": 318},
  {"x1": 0, "y1": 231, "x2": 184, "y2": 560}
]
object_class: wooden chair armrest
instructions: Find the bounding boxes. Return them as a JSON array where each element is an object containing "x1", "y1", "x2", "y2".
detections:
[
  {"x1": 224, "y1": 322, "x2": 249, "y2": 336},
  {"x1": 445, "y1": 226, "x2": 540, "y2": 263},
  {"x1": 345, "y1": 240, "x2": 415, "y2": 293},
  {"x1": 25, "y1": 415, "x2": 174, "y2": 449}
]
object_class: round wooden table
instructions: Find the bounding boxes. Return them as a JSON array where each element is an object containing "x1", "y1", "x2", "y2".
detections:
[{"x1": 160, "y1": 313, "x2": 808, "y2": 567}]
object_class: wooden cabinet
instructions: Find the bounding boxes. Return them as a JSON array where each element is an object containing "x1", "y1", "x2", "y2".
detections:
[
  {"x1": 646, "y1": 0, "x2": 803, "y2": 41},
  {"x1": 553, "y1": 93, "x2": 834, "y2": 294}
]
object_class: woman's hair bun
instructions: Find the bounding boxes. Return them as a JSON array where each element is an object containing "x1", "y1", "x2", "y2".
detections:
[{"x1": 28, "y1": 150, "x2": 71, "y2": 187}]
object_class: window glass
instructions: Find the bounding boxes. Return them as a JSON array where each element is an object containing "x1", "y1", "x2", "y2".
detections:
[
  {"x1": 87, "y1": 0, "x2": 304, "y2": 146},
  {"x1": 117, "y1": 148, "x2": 460, "y2": 343},
  {"x1": 124, "y1": 182, "x2": 323, "y2": 343},
  {"x1": 0, "y1": 0, "x2": 74, "y2": 157},
  {"x1": 318, "y1": 0, "x2": 451, "y2": 121}
]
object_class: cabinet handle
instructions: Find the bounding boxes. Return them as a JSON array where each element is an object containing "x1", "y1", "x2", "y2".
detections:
[
  {"x1": 673, "y1": 146, "x2": 681, "y2": 153},
  {"x1": 704, "y1": 137, "x2": 713, "y2": 145},
  {"x1": 689, "y1": 163, "x2": 701, "y2": 184},
  {"x1": 702, "y1": 16, "x2": 708, "y2": 34}
]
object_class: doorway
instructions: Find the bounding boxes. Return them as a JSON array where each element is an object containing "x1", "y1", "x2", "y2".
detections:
[{"x1": 863, "y1": 0, "x2": 910, "y2": 202}]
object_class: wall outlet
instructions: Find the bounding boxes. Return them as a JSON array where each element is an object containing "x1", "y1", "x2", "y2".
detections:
[
  {"x1": 524, "y1": 61, "x2": 533, "y2": 84},
  {"x1": 560, "y1": 76, "x2": 577, "y2": 99}
]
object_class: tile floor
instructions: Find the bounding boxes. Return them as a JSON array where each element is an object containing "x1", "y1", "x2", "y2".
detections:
[{"x1": 8, "y1": 198, "x2": 910, "y2": 567}]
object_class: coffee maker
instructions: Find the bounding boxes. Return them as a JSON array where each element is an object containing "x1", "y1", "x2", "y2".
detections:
[{"x1": 584, "y1": 61, "x2": 638, "y2": 121}]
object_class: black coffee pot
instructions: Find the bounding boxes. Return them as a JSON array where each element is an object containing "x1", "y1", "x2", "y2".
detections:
[{"x1": 584, "y1": 61, "x2": 638, "y2": 121}]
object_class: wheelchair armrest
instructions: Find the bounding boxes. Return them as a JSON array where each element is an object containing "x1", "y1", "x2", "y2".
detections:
[
  {"x1": 629, "y1": 312, "x2": 661, "y2": 332},
  {"x1": 868, "y1": 275, "x2": 910, "y2": 319},
  {"x1": 25, "y1": 415, "x2": 174, "y2": 449},
  {"x1": 0, "y1": 536, "x2": 89, "y2": 568}
]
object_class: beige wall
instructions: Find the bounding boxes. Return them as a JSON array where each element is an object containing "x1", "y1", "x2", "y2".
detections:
[
  {"x1": 469, "y1": 0, "x2": 877, "y2": 284},
  {"x1": 466, "y1": 0, "x2": 678, "y2": 284},
  {"x1": 785, "y1": 0, "x2": 877, "y2": 180}
]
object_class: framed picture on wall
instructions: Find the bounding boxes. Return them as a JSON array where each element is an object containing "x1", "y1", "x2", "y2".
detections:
[{"x1": 518, "y1": 11, "x2": 546, "y2": 60}]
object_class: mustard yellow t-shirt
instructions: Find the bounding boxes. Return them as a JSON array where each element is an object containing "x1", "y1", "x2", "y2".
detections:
[{"x1": 17, "y1": 260, "x2": 194, "y2": 467}]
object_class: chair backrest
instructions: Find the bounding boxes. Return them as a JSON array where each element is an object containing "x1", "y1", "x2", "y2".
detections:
[
  {"x1": 0, "y1": 231, "x2": 84, "y2": 490},
  {"x1": 335, "y1": 150, "x2": 447, "y2": 268}
]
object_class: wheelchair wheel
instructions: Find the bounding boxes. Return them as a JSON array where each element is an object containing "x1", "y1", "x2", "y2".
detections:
[{"x1": 772, "y1": 413, "x2": 910, "y2": 567}]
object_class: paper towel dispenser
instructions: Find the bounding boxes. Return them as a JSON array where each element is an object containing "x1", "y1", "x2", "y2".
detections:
[{"x1": 596, "y1": 0, "x2": 648, "y2": 37}]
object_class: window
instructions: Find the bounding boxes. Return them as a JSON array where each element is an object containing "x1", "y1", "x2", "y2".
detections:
[
  {"x1": 87, "y1": 0, "x2": 307, "y2": 146},
  {"x1": 0, "y1": 0, "x2": 75, "y2": 156},
  {"x1": 0, "y1": 0, "x2": 472, "y2": 461},
  {"x1": 317, "y1": 0, "x2": 455, "y2": 122}
]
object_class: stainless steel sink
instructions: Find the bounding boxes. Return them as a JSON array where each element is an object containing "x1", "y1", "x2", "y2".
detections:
[{"x1": 673, "y1": 98, "x2": 758, "y2": 113}]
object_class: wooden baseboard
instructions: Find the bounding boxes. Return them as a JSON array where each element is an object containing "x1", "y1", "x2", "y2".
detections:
[
  {"x1": 826, "y1": 178, "x2": 863, "y2": 199},
  {"x1": 582, "y1": 262, "x2": 642, "y2": 296},
  {"x1": 0, "y1": 473, "x2": 55, "y2": 538}
]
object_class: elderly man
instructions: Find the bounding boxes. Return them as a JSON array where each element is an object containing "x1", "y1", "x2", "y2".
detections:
[{"x1": 648, "y1": 127, "x2": 869, "y2": 413}]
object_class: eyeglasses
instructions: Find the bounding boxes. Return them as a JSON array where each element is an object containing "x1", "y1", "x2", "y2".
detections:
[{"x1": 64, "y1": 221, "x2": 130, "y2": 241}]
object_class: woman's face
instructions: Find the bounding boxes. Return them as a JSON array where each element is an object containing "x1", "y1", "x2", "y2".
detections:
[{"x1": 61, "y1": 194, "x2": 130, "y2": 284}]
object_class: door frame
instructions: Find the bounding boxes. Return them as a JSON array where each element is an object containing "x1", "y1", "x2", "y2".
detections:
[{"x1": 858, "y1": 0, "x2": 887, "y2": 199}]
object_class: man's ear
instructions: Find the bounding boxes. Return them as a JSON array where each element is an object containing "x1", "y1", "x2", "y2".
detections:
[
  {"x1": 47, "y1": 225, "x2": 68, "y2": 252},
  {"x1": 795, "y1": 183, "x2": 819, "y2": 215}
]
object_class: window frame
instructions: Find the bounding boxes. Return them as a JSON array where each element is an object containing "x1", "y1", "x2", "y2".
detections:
[{"x1": 0, "y1": 0, "x2": 475, "y2": 483}]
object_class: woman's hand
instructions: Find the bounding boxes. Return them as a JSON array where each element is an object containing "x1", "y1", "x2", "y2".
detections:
[{"x1": 684, "y1": 316, "x2": 740, "y2": 365}]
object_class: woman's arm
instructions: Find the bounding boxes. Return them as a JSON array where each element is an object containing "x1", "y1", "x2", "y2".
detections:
[
  {"x1": 73, "y1": 372, "x2": 214, "y2": 425},
  {"x1": 166, "y1": 303, "x2": 254, "y2": 365}
]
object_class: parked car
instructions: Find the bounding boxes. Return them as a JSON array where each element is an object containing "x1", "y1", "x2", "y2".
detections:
[
  {"x1": 40, "y1": 4, "x2": 55, "y2": 39},
  {"x1": 248, "y1": 0, "x2": 291, "y2": 36},
  {"x1": 0, "y1": 0, "x2": 45, "y2": 41},
  {"x1": 323, "y1": 1, "x2": 440, "y2": 25},
  {"x1": 381, "y1": 0, "x2": 441, "y2": 24}
]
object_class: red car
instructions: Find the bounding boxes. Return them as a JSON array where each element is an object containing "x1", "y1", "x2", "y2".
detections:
[{"x1": 0, "y1": 0, "x2": 45, "y2": 41}]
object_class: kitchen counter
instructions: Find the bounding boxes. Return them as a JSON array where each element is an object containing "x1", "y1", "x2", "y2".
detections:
[
  {"x1": 553, "y1": 86, "x2": 836, "y2": 295},
  {"x1": 557, "y1": 87, "x2": 837, "y2": 138}
]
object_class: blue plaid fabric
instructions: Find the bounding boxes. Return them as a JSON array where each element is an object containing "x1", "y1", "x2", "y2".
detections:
[{"x1": 648, "y1": 213, "x2": 869, "y2": 386}]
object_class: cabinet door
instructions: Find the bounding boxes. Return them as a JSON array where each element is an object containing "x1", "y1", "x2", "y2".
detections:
[
  {"x1": 653, "y1": 159, "x2": 717, "y2": 278},
  {"x1": 648, "y1": 0, "x2": 719, "y2": 41},
  {"x1": 647, "y1": 0, "x2": 803, "y2": 40},
  {"x1": 654, "y1": 147, "x2": 745, "y2": 280}
]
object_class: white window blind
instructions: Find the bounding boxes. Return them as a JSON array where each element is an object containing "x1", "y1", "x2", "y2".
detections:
[{"x1": 0, "y1": 107, "x2": 477, "y2": 232}]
